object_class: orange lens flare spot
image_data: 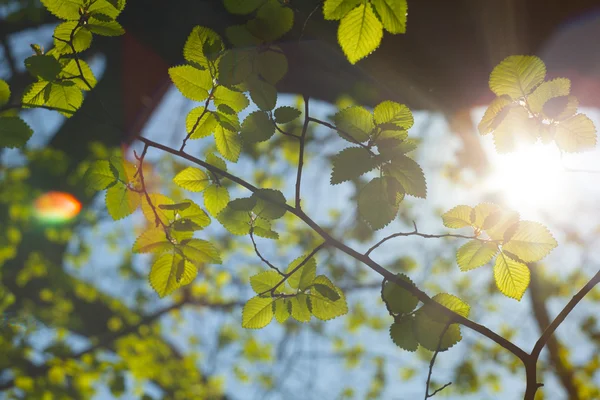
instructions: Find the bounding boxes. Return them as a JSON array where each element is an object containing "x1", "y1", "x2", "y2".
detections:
[{"x1": 34, "y1": 191, "x2": 82, "y2": 223}]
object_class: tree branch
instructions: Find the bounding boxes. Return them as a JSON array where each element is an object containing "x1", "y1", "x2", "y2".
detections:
[
  {"x1": 249, "y1": 227, "x2": 284, "y2": 275},
  {"x1": 425, "y1": 322, "x2": 452, "y2": 399},
  {"x1": 295, "y1": 94, "x2": 310, "y2": 209}
]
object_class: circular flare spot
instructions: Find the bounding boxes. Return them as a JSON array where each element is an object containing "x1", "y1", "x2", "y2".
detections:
[{"x1": 34, "y1": 191, "x2": 82, "y2": 224}]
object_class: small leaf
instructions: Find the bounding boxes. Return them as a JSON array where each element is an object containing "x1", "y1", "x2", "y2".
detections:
[
  {"x1": 204, "y1": 184, "x2": 229, "y2": 216},
  {"x1": 501, "y1": 221, "x2": 557, "y2": 263},
  {"x1": 229, "y1": 197, "x2": 257, "y2": 212},
  {"x1": 41, "y1": 0, "x2": 85, "y2": 20},
  {"x1": 286, "y1": 254, "x2": 317, "y2": 290},
  {"x1": 330, "y1": 147, "x2": 378, "y2": 185},
  {"x1": 441, "y1": 205, "x2": 473, "y2": 229},
  {"x1": 213, "y1": 86, "x2": 249, "y2": 113},
  {"x1": 472, "y1": 203, "x2": 500, "y2": 229},
  {"x1": 373, "y1": 100, "x2": 413, "y2": 129},
  {"x1": 226, "y1": 24, "x2": 262, "y2": 47},
  {"x1": 313, "y1": 283, "x2": 341, "y2": 301},
  {"x1": 22, "y1": 81, "x2": 83, "y2": 117},
  {"x1": 85, "y1": 18, "x2": 125, "y2": 36},
  {"x1": 456, "y1": 240, "x2": 498, "y2": 271},
  {"x1": 168, "y1": 65, "x2": 213, "y2": 101},
  {"x1": 485, "y1": 209, "x2": 520, "y2": 241},
  {"x1": 149, "y1": 253, "x2": 197, "y2": 298},
  {"x1": 241, "y1": 111, "x2": 276, "y2": 143},
  {"x1": 489, "y1": 55, "x2": 546, "y2": 99},
  {"x1": 390, "y1": 316, "x2": 418, "y2": 351},
  {"x1": 242, "y1": 296, "x2": 275, "y2": 329},
  {"x1": 105, "y1": 184, "x2": 140, "y2": 220},
  {"x1": 383, "y1": 155, "x2": 427, "y2": 198},
  {"x1": 555, "y1": 114, "x2": 597, "y2": 153},
  {"x1": 216, "y1": 204, "x2": 251, "y2": 235},
  {"x1": 173, "y1": 167, "x2": 210, "y2": 192},
  {"x1": 177, "y1": 200, "x2": 211, "y2": 229},
  {"x1": 337, "y1": 2, "x2": 383, "y2": 64},
  {"x1": 0, "y1": 117, "x2": 34, "y2": 149},
  {"x1": 247, "y1": 77, "x2": 277, "y2": 111},
  {"x1": 180, "y1": 238, "x2": 222, "y2": 265},
  {"x1": 256, "y1": 49, "x2": 288, "y2": 84},
  {"x1": 246, "y1": 0, "x2": 294, "y2": 42},
  {"x1": 132, "y1": 229, "x2": 172, "y2": 254},
  {"x1": 250, "y1": 270, "x2": 282, "y2": 294},
  {"x1": 290, "y1": 294, "x2": 311, "y2": 322},
  {"x1": 183, "y1": 26, "x2": 224, "y2": 68},
  {"x1": 494, "y1": 252, "x2": 530, "y2": 300},
  {"x1": 382, "y1": 274, "x2": 418, "y2": 314},
  {"x1": 218, "y1": 49, "x2": 255, "y2": 86},
  {"x1": 323, "y1": 0, "x2": 361, "y2": 20},
  {"x1": 141, "y1": 193, "x2": 174, "y2": 226},
  {"x1": 52, "y1": 22, "x2": 93, "y2": 54},
  {"x1": 214, "y1": 125, "x2": 242, "y2": 162},
  {"x1": 59, "y1": 59, "x2": 97, "y2": 90},
  {"x1": 274, "y1": 106, "x2": 301, "y2": 124},
  {"x1": 206, "y1": 153, "x2": 228, "y2": 171},
  {"x1": 307, "y1": 275, "x2": 348, "y2": 321},
  {"x1": 274, "y1": 298, "x2": 290, "y2": 323},
  {"x1": 84, "y1": 160, "x2": 117, "y2": 190},
  {"x1": 478, "y1": 96, "x2": 513, "y2": 135},
  {"x1": 0, "y1": 80, "x2": 10, "y2": 106},
  {"x1": 24, "y1": 55, "x2": 62, "y2": 81},
  {"x1": 414, "y1": 312, "x2": 462, "y2": 352},
  {"x1": 527, "y1": 78, "x2": 571, "y2": 114},
  {"x1": 371, "y1": 0, "x2": 408, "y2": 34},
  {"x1": 334, "y1": 106, "x2": 374, "y2": 143},
  {"x1": 358, "y1": 176, "x2": 402, "y2": 230},
  {"x1": 492, "y1": 106, "x2": 537, "y2": 153}
]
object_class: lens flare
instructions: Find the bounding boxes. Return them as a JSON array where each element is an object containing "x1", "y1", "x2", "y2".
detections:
[{"x1": 34, "y1": 191, "x2": 82, "y2": 224}]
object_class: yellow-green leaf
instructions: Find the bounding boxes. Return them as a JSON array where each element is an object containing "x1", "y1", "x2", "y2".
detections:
[
  {"x1": 501, "y1": 221, "x2": 557, "y2": 262},
  {"x1": 241, "y1": 111, "x2": 276, "y2": 143},
  {"x1": 492, "y1": 106, "x2": 536, "y2": 153},
  {"x1": 478, "y1": 96, "x2": 513, "y2": 135},
  {"x1": 489, "y1": 55, "x2": 546, "y2": 99},
  {"x1": 0, "y1": 80, "x2": 10, "y2": 106},
  {"x1": 441, "y1": 205, "x2": 473, "y2": 229},
  {"x1": 105, "y1": 184, "x2": 140, "y2": 220},
  {"x1": 286, "y1": 254, "x2": 317, "y2": 290},
  {"x1": 168, "y1": 65, "x2": 212, "y2": 101},
  {"x1": 242, "y1": 296, "x2": 275, "y2": 329},
  {"x1": 132, "y1": 229, "x2": 172, "y2": 254},
  {"x1": 373, "y1": 100, "x2": 413, "y2": 129},
  {"x1": 456, "y1": 240, "x2": 498, "y2": 271},
  {"x1": 330, "y1": 147, "x2": 377, "y2": 185},
  {"x1": 141, "y1": 193, "x2": 174, "y2": 226},
  {"x1": 173, "y1": 167, "x2": 210, "y2": 192},
  {"x1": 204, "y1": 184, "x2": 229, "y2": 216},
  {"x1": 383, "y1": 155, "x2": 427, "y2": 198},
  {"x1": 323, "y1": 0, "x2": 361, "y2": 20},
  {"x1": 250, "y1": 270, "x2": 282, "y2": 294},
  {"x1": 527, "y1": 78, "x2": 571, "y2": 114},
  {"x1": 414, "y1": 312, "x2": 461, "y2": 352},
  {"x1": 307, "y1": 275, "x2": 348, "y2": 321},
  {"x1": 149, "y1": 253, "x2": 197, "y2": 298},
  {"x1": 371, "y1": 0, "x2": 407, "y2": 34},
  {"x1": 472, "y1": 203, "x2": 501, "y2": 229},
  {"x1": 59, "y1": 59, "x2": 97, "y2": 90},
  {"x1": 358, "y1": 176, "x2": 402, "y2": 230},
  {"x1": 183, "y1": 26, "x2": 223, "y2": 68},
  {"x1": 274, "y1": 298, "x2": 290, "y2": 323},
  {"x1": 180, "y1": 238, "x2": 221, "y2": 264},
  {"x1": 334, "y1": 106, "x2": 374, "y2": 142},
  {"x1": 390, "y1": 316, "x2": 418, "y2": 351},
  {"x1": 337, "y1": 2, "x2": 383, "y2": 64},
  {"x1": 494, "y1": 252, "x2": 530, "y2": 300},
  {"x1": 41, "y1": 0, "x2": 85, "y2": 20},
  {"x1": 290, "y1": 294, "x2": 311, "y2": 322},
  {"x1": 213, "y1": 86, "x2": 249, "y2": 113},
  {"x1": 52, "y1": 22, "x2": 93, "y2": 54},
  {"x1": 555, "y1": 114, "x2": 597, "y2": 153},
  {"x1": 256, "y1": 49, "x2": 288, "y2": 84},
  {"x1": 84, "y1": 160, "x2": 117, "y2": 190},
  {"x1": 382, "y1": 274, "x2": 418, "y2": 314},
  {"x1": 214, "y1": 125, "x2": 242, "y2": 162}
]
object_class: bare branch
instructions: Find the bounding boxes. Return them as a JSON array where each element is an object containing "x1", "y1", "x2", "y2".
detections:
[
  {"x1": 295, "y1": 94, "x2": 310, "y2": 209},
  {"x1": 249, "y1": 227, "x2": 285, "y2": 275},
  {"x1": 425, "y1": 322, "x2": 452, "y2": 399}
]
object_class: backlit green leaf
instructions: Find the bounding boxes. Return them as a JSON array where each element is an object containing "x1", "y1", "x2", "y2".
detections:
[
  {"x1": 494, "y1": 252, "x2": 530, "y2": 300},
  {"x1": 40, "y1": 0, "x2": 84, "y2": 20},
  {"x1": 25, "y1": 55, "x2": 62, "y2": 81},
  {"x1": 218, "y1": 49, "x2": 255, "y2": 86},
  {"x1": 492, "y1": 106, "x2": 536, "y2": 153},
  {"x1": 0, "y1": 117, "x2": 34, "y2": 149},
  {"x1": 186, "y1": 107, "x2": 217, "y2": 139},
  {"x1": 456, "y1": 240, "x2": 498, "y2": 271},
  {"x1": 358, "y1": 176, "x2": 402, "y2": 230},
  {"x1": 204, "y1": 185, "x2": 229, "y2": 216},
  {"x1": 286, "y1": 254, "x2": 317, "y2": 290},
  {"x1": 168, "y1": 65, "x2": 212, "y2": 101},
  {"x1": 330, "y1": 147, "x2": 377, "y2": 185},
  {"x1": 337, "y1": 2, "x2": 383, "y2": 64},
  {"x1": 274, "y1": 298, "x2": 290, "y2": 323},
  {"x1": 180, "y1": 238, "x2": 221, "y2": 264},
  {"x1": 213, "y1": 86, "x2": 249, "y2": 113},
  {"x1": 252, "y1": 189, "x2": 287, "y2": 220},
  {"x1": 85, "y1": 18, "x2": 125, "y2": 36},
  {"x1": 52, "y1": 22, "x2": 93, "y2": 54},
  {"x1": 383, "y1": 155, "x2": 427, "y2": 198},
  {"x1": 241, "y1": 111, "x2": 275, "y2": 143},
  {"x1": 274, "y1": 106, "x2": 301, "y2": 124},
  {"x1": 371, "y1": 0, "x2": 407, "y2": 34},
  {"x1": 414, "y1": 312, "x2": 461, "y2": 352},
  {"x1": 442, "y1": 205, "x2": 473, "y2": 229},
  {"x1": 501, "y1": 221, "x2": 557, "y2": 262},
  {"x1": 84, "y1": 160, "x2": 117, "y2": 190},
  {"x1": 246, "y1": 0, "x2": 294, "y2": 42},
  {"x1": 177, "y1": 200, "x2": 211, "y2": 229},
  {"x1": 105, "y1": 184, "x2": 140, "y2": 220},
  {"x1": 390, "y1": 316, "x2": 418, "y2": 351},
  {"x1": 250, "y1": 270, "x2": 282, "y2": 294},
  {"x1": 132, "y1": 229, "x2": 172, "y2": 254},
  {"x1": 489, "y1": 55, "x2": 546, "y2": 99},
  {"x1": 247, "y1": 77, "x2": 277, "y2": 111},
  {"x1": 478, "y1": 96, "x2": 513, "y2": 135},
  {"x1": 323, "y1": 0, "x2": 361, "y2": 20},
  {"x1": 216, "y1": 204, "x2": 251, "y2": 235},
  {"x1": 290, "y1": 294, "x2": 311, "y2": 322},
  {"x1": 421, "y1": 293, "x2": 470, "y2": 323},
  {"x1": 382, "y1": 274, "x2": 418, "y2": 314},
  {"x1": 527, "y1": 78, "x2": 571, "y2": 114},
  {"x1": 334, "y1": 106, "x2": 374, "y2": 143},
  {"x1": 0, "y1": 80, "x2": 10, "y2": 106},
  {"x1": 242, "y1": 296, "x2": 275, "y2": 329},
  {"x1": 214, "y1": 125, "x2": 242, "y2": 162},
  {"x1": 307, "y1": 275, "x2": 348, "y2": 321},
  {"x1": 184, "y1": 26, "x2": 224, "y2": 68},
  {"x1": 373, "y1": 100, "x2": 413, "y2": 129},
  {"x1": 555, "y1": 114, "x2": 597, "y2": 153},
  {"x1": 173, "y1": 167, "x2": 210, "y2": 192},
  {"x1": 256, "y1": 49, "x2": 288, "y2": 84},
  {"x1": 149, "y1": 253, "x2": 197, "y2": 298},
  {"x1": 59, "y1": 59, "x2": 97, "y2": 90},
  {"x1": 22, "y1": 81, "x2": 83, "y2": 117}
]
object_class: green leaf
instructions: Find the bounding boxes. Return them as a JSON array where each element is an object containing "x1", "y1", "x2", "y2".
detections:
[
  {"x1": 334, "y1": 106, "x2": 374, "y2": 143},
  {"x1": 358, "y1": 176, "x2": 402, "y2": 230},
  {"x1": 40, "y1": 0, "x2": 84, "y2": 20},
  {"x1": 555, "y1": 114, "x2": 597, "y2": 153},
  {"x1": 337, "y1": 2, "x2": 383, "y2": 64},
  {"x1": 485, "y1": 209, "x2": 520, "y2": 241},
  {"x1": 456, "y1": 240, "x2": 498, "y2": 271},
  {"x1": 59, "y1": 59, "x2": 97, "y2": 90},
  {"x1": 229, "y1": 197, "x2": 257, "y2": 212},
  {"x1": 24, "y1": 55, "x2": 62, "y2": 81},
  {"x1": 247, "y1": 77, "x2": 277, "y2": 111},
  {"x1": 478, "y1": 96, "x2": 513, "y2": 135},
  {"x1": 501, "y1": 221, "x2": 557, "y2": 263},
  {"x1": 373, "y1": 100, "x2": 413, "y2": 129},
  {"x1": 492, "y1": 106, "x2": 536, "y2": 153},
  {"x1": 0, "y1": 117, "x2": 34, "y2": 149},
  {"x1": 527, "y1": 78, "x2": 571, "y2": 114},
  {"x1": 184, "y1": 26, "x2": 224, "y2": 68},
  {"x1": 246, "y1": 0, "x2": 294, "y2": 42},
  {"x1": 132, "y1": 229, "x2": 172, "y2": 254},
  {"x1": 0, "y1": 80, "x2": 10, "y2": 106},
  {"x1": 87, "y1": 0, "x2": 125, "y2": 19},
  {"x1": 149, "y1": 253, "x2": 197, "y2": 298},
  {"x1": 371, "y1": 0, "x2": 408, "y2": 34},
  {"x1": 216, "y1": 204, "x2": 251, "y2": 235},
  {"x1": 186, "y1": 107, "x2": 217, "y2": 139},
  {"x1": 426, "y1": 293, "x2": 471, "y2": 320},
  {"x1": 252, "y1": 189, "x2": 287, "y2": 220},
  {"x1": 84, "y1": 160, "x2": 117, "y2": 190},
  {"x1": 214, "y1": 109, "x2": 241, "y2": 132},
  {"x1": 223, "y1": 0, "x2": 265, "y2": 14},
  {"x1": 494, "y1": 252, "x2": 530, "y2": 300},
  {"x1": 218, "y1": 49, "x2": 255, "y2": 86},
  {"x1": 168, "y1": 65, "x2": 212, "y2": 101},
  {"x1": 441, "y1": 205, "x2": 473, "y2": 229},
  {"x1": 105, "y1": 184, "x2": 140, "y2": 220},
  {"x1": 256, "y1": 49, "x2": 288, "y2": 84},
  {"x1": 471, "y1": 203, "x2": 500, "y2": 229},
  {"x1": 382, "y1": 274, "x2": 418, "y2": 314},
  {"x1": 307, "y1": 275, "x2": 348, "y2": 321},
  {"x1": 85, "y1": 18, "x2": 125, "y2": 36},
  {"x1": 214, "y1": 125, "x2": 242, "y2": 162},
  {"x1": 274, "y1": 298, "x2": 290, "y2": 323},
  {"x1": 290, "y1": 294, "x2": 311, "y2": 322},
  {"x1": 22, "y1": 81, "x2": 83, "y2": 117},
  {"x1": 274, "y1": 106, "x2": 301, "y2": 124},
  {"x1": 313, "y1": 283, "x2": 341, "y2": 302},
  {"x1": 253, "y1": 225, "x2": 279, "y2": 240},
  {"x1": 206, "y1": 153, "x2": 228, "y2": 171},
  {"x1": 204, "y1": 185, "x2": 229, "y2": 216},
  {"x1": 141, "y1": 193, "x2": 174, "y2": 225},
  {"x1": 52, "y1": 22, "x2": 93, "y2": 54},
  {"x1": 225, "y1": 25, "x2": 262, "y2": 47},
  {"x1": 179, "y1": 238, "x2": 221, "y2": 264},
  {"x1": 177, "y1": 200, "x2": 211, "y2": 230},
  {"x1": 241, "y1": 111, "x2": 276, "y2": 143},
  {"x1": 323, "y1": 0, "x2": 361, "y2": 20},
  {"x1": 489, "y1": 55, "x2": 546, "y2": 99},
  {"x1": 213, "y1": 86, "x2": 249, "y2": 113},
  {"x1": 173, "y1": 167, "x2": 210, "y2": 192},
  {"x1": 390, "y1": 316, "x2": 418, "y2": 351},
  {"x1": 242, "y1": 296, "x2": 275, "y2": 329},
  {"x1": 330, "y1": 147, "x2": 377, "y2": 185},
  {"x1": 250, "y1": 270, "x2": 282, "y2": 294},
  {"x1": 414, "y1": 312, "x2": 462, "y2": 352},
  {"x1": 286, "y1": 254, "x2": 317, "y2": 290},
  {"x1": 383, "y1": 155, "x2": 427, "y2": 198}
]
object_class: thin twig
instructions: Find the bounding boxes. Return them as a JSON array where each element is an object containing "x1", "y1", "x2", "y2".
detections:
[
  {"x1": 180, "y1": 86, "x2": 215, "y2": 152},
  {"x1": 308, "y1": 116, "x2": 375, "y2": 155},
  {"x1": 425, "y1": 322, "x2": 452, "y2": 399},
  {"x1": 249, "y1": 227, "x2": 284, "y2": 275},
  {"x1": 295, "y1": 94, "x2": 310, "y2": 209}
]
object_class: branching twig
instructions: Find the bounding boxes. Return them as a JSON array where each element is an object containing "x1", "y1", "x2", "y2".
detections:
[
  {"x1": 425, "y1": 322, "x2": 452, "y2": 399},
  {"x1": 295, "y1": 95, "x2": 310, "y2": 209},
  {"x1": 180, "y1": 86, "x2": 215, "y2": 152},
  {"x1": 308, "y1": 116, "x2": 376, "y2": 155},
  {"x1": 249, "y1": 227, "x2": 284, "y2": 275}
]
